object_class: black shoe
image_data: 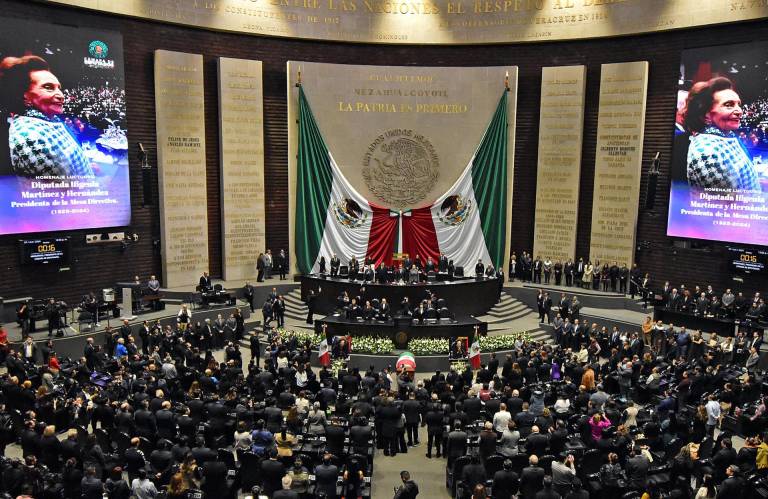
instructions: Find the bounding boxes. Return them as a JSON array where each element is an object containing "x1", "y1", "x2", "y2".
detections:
[
  {"x1": 436, "y1": 453, "x2": 442, "y2": 458},
  {"x1": 425, "y1": 454, "x2": 431, "y2": 458}
]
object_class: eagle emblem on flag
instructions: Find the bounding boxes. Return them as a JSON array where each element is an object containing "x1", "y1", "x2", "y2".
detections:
[
  {"x1": 333, "y1": 198, "x2": 367, "y2": 228},
  {"x1": 438, "y1": 194, "x2": 472, "y2": 226}
]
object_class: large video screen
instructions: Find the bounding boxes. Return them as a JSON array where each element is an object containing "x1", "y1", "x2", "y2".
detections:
[
  {"x1": 0, "y1": 18, "x2": 129, "y2": 235},
  {"x1": 667, "y1": 41, "x2": 768, "y2": 246}
]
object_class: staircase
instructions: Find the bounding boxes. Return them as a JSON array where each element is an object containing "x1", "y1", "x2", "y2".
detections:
[
  {"x1": 240, "y1": 289, "x2": 313, "y2": 349},
  {"x1": 476, "y1": 292, "x2": 552, "y2": 343}
]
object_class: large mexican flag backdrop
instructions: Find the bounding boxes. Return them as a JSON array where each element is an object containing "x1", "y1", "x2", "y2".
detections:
[{"x1": 295, "y1": 85, "x2": 509, "y2": 275}]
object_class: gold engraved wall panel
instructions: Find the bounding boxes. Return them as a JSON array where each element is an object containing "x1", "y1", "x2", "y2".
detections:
[
  {"x1": 218, "y1": 58, "x2": 265, "y2": 282},
  {"x1": 40, "y1": 0, "x2": 768, "y2": 46},
  {"x1": 533, "y1": 65, "x2": 586, "y2": 264},
  {"x1": 589, "y1": 61, "x2": 648, "y2": 269},
  {"x1": 155, "y1": 50, "x2": 209, "y2": 288}
]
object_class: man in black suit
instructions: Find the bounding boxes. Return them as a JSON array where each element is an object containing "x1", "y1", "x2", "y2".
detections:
[
  {"x1": 124, "y1": 437, "x2": 146, "y2": 482},
  {"x1": 461, "y1": 455, "x2": 487, "y2": 491},
  {"x1": 274, "y1": 296, "x2": 285, "y2": 328},
  {"x1": 314, "y1": 453, "x2": 339, "y2": 499},
  {"x1": 394, "y1": 471, "x2": 419, "y2": 499},
  {"x1": 532, "y1": 256, "x2": 542, "y2": 283},
  {"x1": 537, "y1": 291, "x2": 546, "y2": 323},
  {"x1": 306, "y1": 289, "x2": 317, "y2": 325},
  {"x1": 609, "y1": 261, "x2": 619, "y2": 292},
  {"x1": 668, "y1": 288, "x2": 681, "y2": 311},
  {"x1": 619, "y1": 264, "x2": 629, "y2": 294},
  {"x1": 625, "y1": 448, "x2": 650, "y2": 490},
  {"x1": 564, "y1": 260, "x2": 574, "y2": 287},
  {"x1": 558, "y1": 293, "x2": 570, "y2": 321},
  {"x1": 376, "y1": 263, "x2": 388, "y2": 283},
  {"x1": 520, "y1": 455, "x2": 545, "y2": 499},
  {"x1": 243, "y1": 282, "x2": 255, "y2": 312},
  {"x1": 493, "y1": 460, "x2": 519, "y2": 499},
  {"x1": 445, "y1": 421, "x2": 467, "y2": 464},
  {"x1": 402, "y1": 392, "x2": 422, "y2": 446},
  {"x1": 156, "y1": 401, "x2": 176, "y2": 440},
  {"x1": 543, "y1": 293, "x2": 552, "y2": 324},
  {"x1": 438, "y1": 253, "x2": 449, "y2": 273},
  {"x1": 260, "y1": 449, "x2": 286, "y2": 497},
  {"x1": 475, "y1": 259, "x2": 485, "y2": 277},
  {"x1": 378, "y1": 398, "x2": 401, "y2": 456},
  {"x1": 525, "y1": 426, "x2": 549, "y2": 456},
  {"x1": 718, "y1": 465, "x2": 745, "y2": 497},
  {"x1": 199, "y1": 271, "x2": 212, "y2": 292},
  {"x1": 330, "y1": 253, "x2": 340, "y2": 276},
  {"x1": 575, "y1": 258, "x2": 585, "y2": 287}
]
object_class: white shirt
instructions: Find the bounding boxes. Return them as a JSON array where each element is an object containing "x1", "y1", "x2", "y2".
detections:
[
  {"x1": 554, "y1": 399, "x2": 571, "y2": 413},
  {"x1": 295, "y1": 370, "x2": 308, "y2": 387},
  {"x1": 493, "y1": 410, "x2": 512, "y2": 433},
  {"x1": 705, "y1": 399, "x2": 721, "y2": 426}
]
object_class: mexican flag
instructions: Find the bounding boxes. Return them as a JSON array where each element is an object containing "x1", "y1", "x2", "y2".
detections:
[
  {"x1": 396, "y1": 351, "x2": 416, "y2": 372},
  {"x1": 295, "y1": 86, "x2": 508, "y2": 273},
  {"x1": 318, "y1": 337, "x2": 330, "y2": 367},
  {"x1": 469, "y1": 339, "x2": 481, "y2": 369},
  {"x1": 295, "y1": 86, "x2": 376, "y2": 274},
  {"x1": 416, "y1": 90, "x2": 509, "y2": 273}
]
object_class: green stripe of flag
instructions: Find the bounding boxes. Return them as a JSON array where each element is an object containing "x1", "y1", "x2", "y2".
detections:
[{"x1": 295, "y1": 86, "x2": 334, "y2": 274}]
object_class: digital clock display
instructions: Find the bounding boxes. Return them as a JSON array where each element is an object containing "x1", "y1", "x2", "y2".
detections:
[
  {"x1": 727, "y1": 246, "x2": 767, "y2": 275},
  {"x1": 20, "y1": 238, "x2": 70, "y2": 265}
]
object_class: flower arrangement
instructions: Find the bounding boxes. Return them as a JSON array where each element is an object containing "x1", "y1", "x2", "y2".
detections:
[
  {"x1": 269, "y1": 330, "x2": 535, "y2": 356},
  {"x1": 350, "y1": 335, "x2": 395, "y2": 355},
  {"x1": 408, "y1": 337, "x2": 450, "y2": 355},
  {"x1": 276, "y1": 328, "x2": 322, "y2": 347},
  {"x1": 478, "y1": 331, "x2": 532, "y2": 351},
  {"x1": 331, "y1": 359, "x2": 347, "y2": 377},
  {"x1": 450, "y1": 360, "x2": 469, "y2": 374}
]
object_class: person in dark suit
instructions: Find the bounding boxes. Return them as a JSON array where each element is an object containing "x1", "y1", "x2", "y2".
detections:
[
  {"x1": 493, "y1": 460, "x2": 520, "y2": 499},
  {"x1": 478, "y1": 422, "x2": 497, "y2": 462},
  {"x1": 532, "y1": 256, "x2": 542, "y2": 283},
  {"x1": 306, "y1": 289, "x2": 317, "y2": 325},
  {"x1": 461, "y1": 455, "x2": 487, "y2": 491},
  {"x1": 260, "y1": 448, "x2": 285, "y2": 497},
  {"x1": 134, "y1": 400, "x2": 157, "y2": 440},
  {"x1": 155, "y1": 401, "x2": 176, "y2": 440},
  {"x1": 199, "y1": 271, "x2": 212, "y2": 292},
  {"x1": 330, "y1": 253, "x2": 340, "y2": 277},
  {"x1": 124, "y1": 438, "x2": 146, "y2": 482},
  {"x1": 402, "y1": 392, "x2": 422, "y2": 446},
  {"x1": 378, "y1": 398, "x2": 401, "y2": 456},
  {"x1": 445, "y1": 421, "x2": 467, "y2": 464},
  {"x1": 273, "y1": 476, "x2": 299, "y2": 499},
  {"x1": 274, "y1": 296, "x2": 285, "y2": 328},
  {"x1": 314, "y1": 453, "x2": 339, "y2": 499},
  {"x1": 438, "y1": 253, "x2": 449, "y2": 273},
  {"x1": 475, "y1": 259, "x2": 485, "y2": 277},
  {"x1": 520, "y1": 455, "x2": 545, "y2": 499},
  {"x1": 625, "y1": 448, "x2": 650, "y2": 490},
  {"x1": 717, "y1": 465, "x2": 745, "y2": 497},
  {"x1": 394, "y1": 471, "x2": 419, "y2": 499},
  {"x1": 559, "y1": 293, "x2": 570, "y2": 321},
  {"x1": 376, "y1": 263, "x2": 389, "y2": 283},
  {"x1": 543, "y1": 293, "x2": 552, "y2": 324},
  {"x1": 564, "y1": 260, "x2": 574, "y2": 287},
  {"x1": 536, "y1": 476, "x2": 561, "y2": 499},
  {"x1": 574, "y1": 258, "x2": 585, "y2": 287},
  {"x1": 525, "y1": 426, "x2": 549, "y2": 456}
]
